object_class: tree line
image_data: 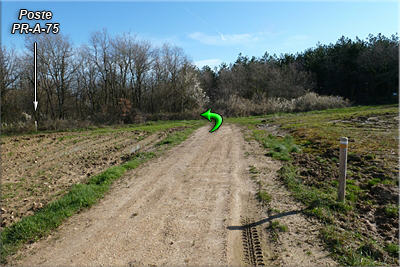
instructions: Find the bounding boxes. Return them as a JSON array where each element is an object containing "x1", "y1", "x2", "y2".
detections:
[
  {"x1": 1, "y1": 30, "x2": 398, "y2": 126},
  {"x1": 199, "y1": 33, "x2": 398, "y2": 110},
  {"x1": 1, "y1": 29, "x2": 207, "y2": 124}
]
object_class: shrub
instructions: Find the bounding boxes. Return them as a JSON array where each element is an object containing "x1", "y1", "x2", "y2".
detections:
[
  {"x1": 146, "y1": 109, "x2": 202, "y2": 121},
  {"x1": 1, "y1": 119, "x2": 98, "y2": 134},
  {"x1": 1, "y1": 121, "x2": 35, "y2": 134},
  {"x1": 217, "y1": 92, "x2": 350, "y2": 117},
  {"x1": 292, "y1": 92, "x2": 351, "y2": 112}
]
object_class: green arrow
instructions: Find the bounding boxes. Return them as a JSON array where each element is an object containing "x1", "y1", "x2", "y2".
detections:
[{"x1": 200, "y1": 109, "x2": 223, "y2": 132}]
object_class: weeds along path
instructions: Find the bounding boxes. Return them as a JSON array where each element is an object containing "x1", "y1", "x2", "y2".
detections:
[
  {"x1": 15, "y1": 124, "x2": 254, "y2": 266},
  {"x1": 241, "y1": 127, "x2": 337, "y2": 266}
]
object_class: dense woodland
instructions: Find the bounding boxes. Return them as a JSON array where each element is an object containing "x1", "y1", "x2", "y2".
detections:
[{"x1": 0, "y1": 30, "x2": 398, "y2": 129}]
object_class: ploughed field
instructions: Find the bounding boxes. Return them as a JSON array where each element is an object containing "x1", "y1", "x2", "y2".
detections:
[{"x1": 1, "y1": 126, "x2": 184, "y2": 229}]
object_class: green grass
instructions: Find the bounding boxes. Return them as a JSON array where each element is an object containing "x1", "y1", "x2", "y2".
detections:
[
  {"x1": 277, "y1": 105, "x2": 398, "y2": 157},
  {"x1": 278, "y1": 224, "x2": 288, "y2": 232},
  {"x1": 268, "y1": 220, "x2": 288, "y2": 241},
  {"x1": 155, "y1": 126, "x2": 200, "y2": 147},
  {"x1": 1, "y1": 154, "x2": 151, "y2": 263},
  {"x1": 257, "y1": 191, "x2": 272, "y2": 204},
  {"x1": 252, "y1": 132, "x2": 301, "y2": 161},
  {"x1": 315, "y1": 155, "x2": 326, "y2": 163},
  {"x1": 384, "y1": 243, "x2": 399, "y2": 258},
  {"x1": 320, "y1": 227, "x2": 380, "y2": 266},
  {"x1": 92, "y1": 120, "x2": 204, "y2": 136},
  {"x1": 365, "y1": 154, "x2": 376, "y2": 160},
  {"x1": 346, "y1": 184, "x2": 365, "y2": 203},
  {"x1": 249, "y1": 165, "x2": 258, "y2": 174},
  {"x1": 276, "y1": 163, "x2": 393, "y2": 266},
  {"x1": 0, "y1": 120, "x2": 204, "y2": 264},
  {"x1": 385, "y1": 204, "x2": 399, "y2": 218},
  {"x1": 1, "y1": 120, "x2": 204, "y2": 140},
  {"x1": 278, "y1": 165, "x2": 352, "y2": 214},
  {"x1": 268, "y1": 207, "x2": 281, "y2": 214},
  {"x1": 248, "y1": 164, "x2": 273, "y2": 205}
]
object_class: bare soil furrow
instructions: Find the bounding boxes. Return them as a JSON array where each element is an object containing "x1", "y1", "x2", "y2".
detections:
[
  {"x1": 2, "y1": 132, "x2": 94, "y2": 166},
  {"x1": 2, "y1": 131, "x2": 143, "y2": 175}
]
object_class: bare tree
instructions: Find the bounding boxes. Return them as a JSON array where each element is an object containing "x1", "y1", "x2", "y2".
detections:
[
  {"x1": 131, "y1": 39, "x2": 153, "y2": 110},
  {"x1": 112, "y1": 33, "x2": 136, "y2": 101},
  {"x1": 75, "y1": 44, "x2": 100, "y2": 116},
  {"x1": 88, "y1": 28, "x2": 116, "y2": 112},
  {"x1": 24, "y1": 33, "x2": 77, "y2": 119},
  {"x1": 0, "y1": 44, "x2": 20, "y2": 122},
  {"x1": 159, "y1": 43, "x2": 190, "y2": 112},
  {"x1": 147, "y1": 45, "x2": 168, "y2": 113}
]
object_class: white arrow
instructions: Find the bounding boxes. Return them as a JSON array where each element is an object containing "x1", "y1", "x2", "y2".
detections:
[{"x1": 33, "y1": 42, "x2": 38, "y2": 111}]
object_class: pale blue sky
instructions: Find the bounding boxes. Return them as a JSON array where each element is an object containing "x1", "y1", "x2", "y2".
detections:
[{"x1": 1, "y1": 1, "x2": 398, "y2": 70}]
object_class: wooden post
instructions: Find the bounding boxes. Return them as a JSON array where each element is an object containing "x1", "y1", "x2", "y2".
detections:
[
  {"x1": 35, "y1": 121, "x2": 37, "y2": 132},
  {"x1": 338, "y1": 137, "x2": 348, "y2": 202}
]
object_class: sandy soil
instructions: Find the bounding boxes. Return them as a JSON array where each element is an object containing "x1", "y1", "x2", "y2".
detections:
[{"x1": 11, "y1": 124, "x2": 337, "y2": 266}]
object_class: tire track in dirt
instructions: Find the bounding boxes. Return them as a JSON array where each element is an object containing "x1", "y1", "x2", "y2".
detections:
[
  {"x1": 14, "y1": 124, "x2": 253, "y2": 266},
  {"x1": 241, "y1": 217, "x2": 266, "y2": 266}
]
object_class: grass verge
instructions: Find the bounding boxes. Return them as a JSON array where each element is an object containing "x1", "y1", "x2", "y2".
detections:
[
  {"x1": 253, "y1": 132, "x2": 301, "y2": 161},
  {"x1": 1, "y1": 121, "x2": 204, "y2": 264},
  {"x1": 231, "y1": 104, "x2": 399, "y2": 266}
]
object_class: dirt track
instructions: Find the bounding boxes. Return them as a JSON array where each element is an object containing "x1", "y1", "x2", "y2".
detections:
[
  {"x1": 13, "y1": 124, "x2": 336, "y2": 266},
  {"x1": 14, "y1": 124, "x2": 251, "y2": 265}
]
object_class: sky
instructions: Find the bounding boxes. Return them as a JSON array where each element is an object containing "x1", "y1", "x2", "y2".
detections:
[{"x1": 1, "y1": 1, "x2": 398, "y2": 70}]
